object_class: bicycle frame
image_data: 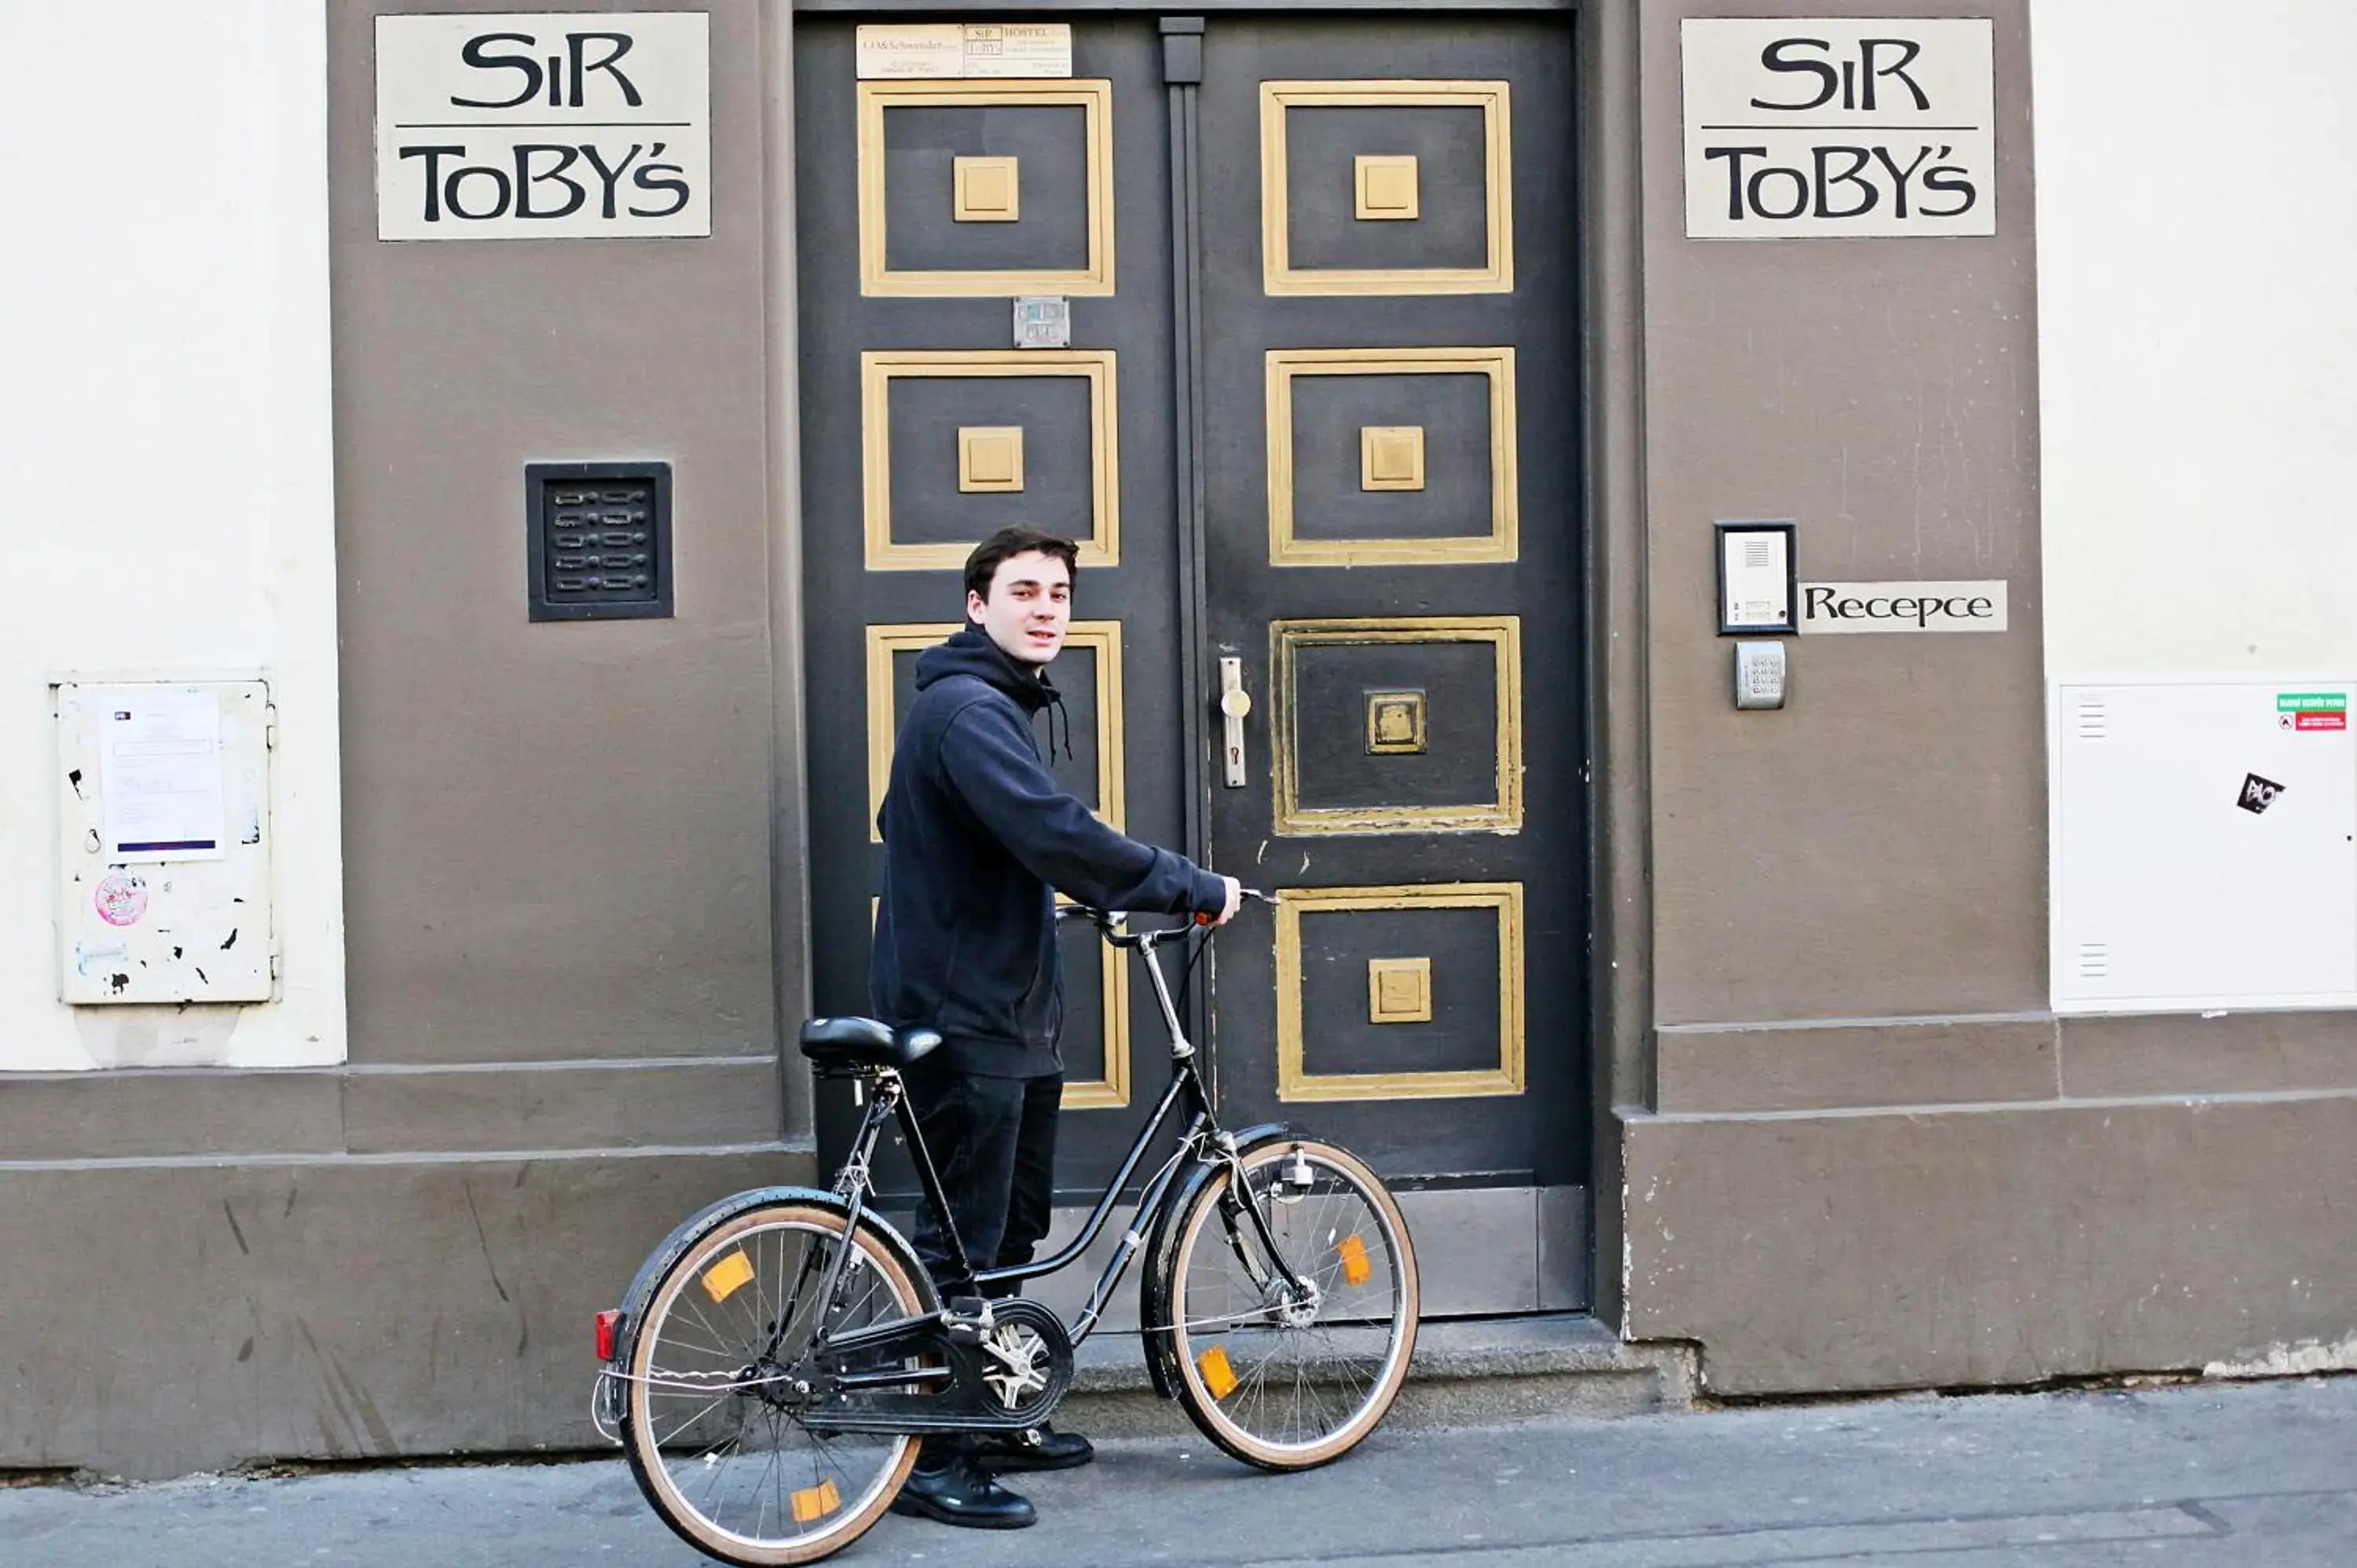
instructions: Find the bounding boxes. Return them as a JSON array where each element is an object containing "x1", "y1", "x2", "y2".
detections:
[{"x1": 811, "y1": 910, "x2": 1309, "y2": 1352}]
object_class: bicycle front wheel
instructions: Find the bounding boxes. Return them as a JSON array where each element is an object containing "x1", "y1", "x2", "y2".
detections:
[
  {"x1": 1165, "y1": 1136, "x2": 1418, "y2": 1470},
  {"x1": 621, "y1": 1200, "x2": 928, "y2": 1566}
]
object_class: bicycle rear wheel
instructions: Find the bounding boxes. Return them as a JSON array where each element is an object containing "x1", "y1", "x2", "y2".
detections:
[
  {"x1": 621, "y1": 1200, "x2": 929, "y2": 1566},
  {"x1": 1164, "y1": 1136, "x2": 1418, "y2": 1469}
]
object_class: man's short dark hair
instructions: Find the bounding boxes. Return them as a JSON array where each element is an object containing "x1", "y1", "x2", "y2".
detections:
[{"x1": 964, "y1": 526, "x2": 1080, "y2": 604}]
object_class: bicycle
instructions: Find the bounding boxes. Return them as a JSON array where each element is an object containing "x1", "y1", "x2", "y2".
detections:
[{"x1": 591, "y1": 892, "x2": 1421, "y2": 1564}]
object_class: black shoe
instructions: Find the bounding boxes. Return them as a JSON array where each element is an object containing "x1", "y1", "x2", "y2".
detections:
[
  {"x1": 889, "y1": 1456, "x2": 1037, "y2": 1530},
  {"x1": 971, "y1": 1423, "x2": 1096, "y2": 1472}
]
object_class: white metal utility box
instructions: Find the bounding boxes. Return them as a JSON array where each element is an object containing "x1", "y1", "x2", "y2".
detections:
[
  {"x1": 2054, "y1": 681, "x2": 2357, "y2": 1013},
  {"x1": 53, "y1": 680, "x2": 277, "y2": 1005}
]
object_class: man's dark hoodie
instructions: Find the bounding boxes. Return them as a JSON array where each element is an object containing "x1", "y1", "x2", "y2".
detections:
[{"x1": 871, "y1": 627, "x2": 1226, "y2": 1078}]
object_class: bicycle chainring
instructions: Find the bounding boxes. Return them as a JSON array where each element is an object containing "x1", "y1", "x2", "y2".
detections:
[{"x1": 974, "y1": 1297, "x2": 1073, "y2": 1427}]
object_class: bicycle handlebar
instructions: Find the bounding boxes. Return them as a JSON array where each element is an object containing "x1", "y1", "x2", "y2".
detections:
[{"x1": 1057, "y1": 888, "x2": 1277, "y2": 945}]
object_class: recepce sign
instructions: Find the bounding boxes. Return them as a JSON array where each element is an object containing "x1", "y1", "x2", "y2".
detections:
[
  {"x1": 1798, "y1": 581, "x2": 2007, "y2": 634},
  {"x1": 375, "y1": 13, "x2": 710, "y2": 240}
]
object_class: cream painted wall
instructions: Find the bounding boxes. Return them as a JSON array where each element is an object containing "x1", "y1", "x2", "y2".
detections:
[
  {"x1": 2037, "y1": 0, "x2": 2357, "y2": 1013},
  {"x1": 2035, "y1": 0, "x2": 2357, "y2": 680},
  {"x1": 0, "y1": 4, "x2": 343, "y2": 1069}
]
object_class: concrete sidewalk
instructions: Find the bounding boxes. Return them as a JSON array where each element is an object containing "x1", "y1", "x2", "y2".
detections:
[{"x1": 5, "y1": 1375, "x2": 2352, "y2": 1566}]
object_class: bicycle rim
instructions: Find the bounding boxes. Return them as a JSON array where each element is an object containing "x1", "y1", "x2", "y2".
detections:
[
  {"x1": 624, "y1": 1203, "x2": 924, "y2": 1565},
  {"x1": 1168, "y1": 1138, "x2": 1418, "y2": 1469}
]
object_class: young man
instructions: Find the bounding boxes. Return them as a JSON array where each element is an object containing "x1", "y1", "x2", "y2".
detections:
[{"x1": 871, "y1": 525, "x2": 1240, "y2": 1530}]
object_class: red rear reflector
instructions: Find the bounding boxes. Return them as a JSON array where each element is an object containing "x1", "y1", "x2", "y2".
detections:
[{"x1": 594, "y1": 1309, "x2": 623, "y2": 1361}]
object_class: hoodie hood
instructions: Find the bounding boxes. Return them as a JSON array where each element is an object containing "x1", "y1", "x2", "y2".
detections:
[
  {"x1": 914, "y1": 627, "x2": 1072, "y2": 760},
  {"x1": 913, "y1": 626, "x2": 1056, "y2": 712}
]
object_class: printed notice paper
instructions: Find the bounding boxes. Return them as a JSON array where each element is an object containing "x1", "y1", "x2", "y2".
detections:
[
  {"x1": 856, "y1": 24, "x2": 1073, "y2": 79},
  {"x1": 99, "y1": 689, "x2": 226, "y2": 862}
]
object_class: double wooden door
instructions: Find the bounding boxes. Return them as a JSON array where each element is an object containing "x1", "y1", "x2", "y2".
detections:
[{"x1": 797, "y1": 15, "x2": 1588, "y2": 1313}]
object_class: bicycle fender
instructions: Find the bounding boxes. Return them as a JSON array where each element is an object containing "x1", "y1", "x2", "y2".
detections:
[
  {"x1": 1138, "y1": 1122, "x2": 1313, "y2": 1401},
  {"x1": 607, "y1": 1185, "x2": 937, "y2": 1364}
]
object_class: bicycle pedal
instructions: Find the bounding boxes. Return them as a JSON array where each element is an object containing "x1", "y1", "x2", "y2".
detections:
[{"x1": 944, "y1": 1296, "x2": 995, "y2": 1343}]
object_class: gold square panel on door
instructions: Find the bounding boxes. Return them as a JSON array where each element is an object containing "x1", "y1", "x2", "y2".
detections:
[
  {"x1": 1266, "y1": 347, "x2": 1518, "y2": 567},
  {"x1": 861, "y1": 349, "x2": 1120, "y2": 572},
  {"x1": 858, "y1": 79, "x2": 1115, "y2": 297},
  {"x1": 1270, "y1": 616, "x2": 1523, "y2": 836},
  {"x1": 1275, "y1": 883, "x2": 1527, "y2": 1101},
  {"x1": 952, "y1": 156, "x2": 1021, "y2": 222},
  {"x1": 864, "y1": 620, "x2": 1133, "y2": 1108},
  {"x1": 1260, "y1": 80, "x2": 1513, "y2": 295}
]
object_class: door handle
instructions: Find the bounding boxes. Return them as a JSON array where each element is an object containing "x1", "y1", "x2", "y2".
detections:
[{"x1": 1217, "y1": 656, "x2": 1252, "y2": 789}]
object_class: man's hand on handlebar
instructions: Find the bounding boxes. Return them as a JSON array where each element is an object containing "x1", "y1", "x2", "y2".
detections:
[
  {"x1": 1214, "y1": 875, "x2": 1244, "y2": 927},
  {"x1": 1193, "y1": 878, "x2": 1279, "y2": 927}
]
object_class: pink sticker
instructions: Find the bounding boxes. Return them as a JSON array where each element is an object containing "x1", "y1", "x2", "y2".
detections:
[{"x1": 94, "y1": 872, "x2": 148, "y2": 928}]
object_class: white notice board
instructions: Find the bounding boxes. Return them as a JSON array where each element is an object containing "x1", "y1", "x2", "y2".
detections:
[{"x1": 54, "y1": 681, "x2": 277, "y2": 1005}]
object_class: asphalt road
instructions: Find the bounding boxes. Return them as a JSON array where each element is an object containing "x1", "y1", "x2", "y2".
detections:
[{"x1": 5, "y1": 1376, "x2": 2353, "y2": 1566}]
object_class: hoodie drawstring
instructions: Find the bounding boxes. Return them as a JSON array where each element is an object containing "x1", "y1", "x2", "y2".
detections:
[{"x1": 1043, "y1": 685, "x2": 1075, "y2": 764}]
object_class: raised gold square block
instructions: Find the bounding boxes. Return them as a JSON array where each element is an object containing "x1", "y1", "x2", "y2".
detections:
[
  {"x1": 1354, "y1": 154, "x2": 1420, "y2": 221},
  {"x1": 1360, "y1": 425, "x2": 1426, "y2": 492},
  {"x1": 952, "y1": 155, "x2": 1020, "y2": 222},
  {"x1": 1365, "y1": 690, "x2": 1427, "y2": 755},
  {"x1": 1367, "y1": 957, "x2": 1433, "y2": 1025},
  {"x1": 958, "y1": 426, "x2": 1025, "y2": 493}
]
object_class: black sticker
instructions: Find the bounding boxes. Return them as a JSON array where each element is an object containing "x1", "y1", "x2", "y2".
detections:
[{"x1": 2238, "y1": 773, "x2": 2287, "y2": 815}]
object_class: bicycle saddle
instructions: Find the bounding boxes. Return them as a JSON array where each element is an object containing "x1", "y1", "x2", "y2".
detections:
[{"x1": 797, "y1": 1017, "x2": 942, "y2": 1070}]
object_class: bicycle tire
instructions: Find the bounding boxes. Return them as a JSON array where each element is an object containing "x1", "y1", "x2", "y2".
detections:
[
  {"x1": 621, "y1": 1200, "x2": 929, "y2": 1565},
  {"x1": 1163, "y1": 1136, "x2": 1418, "y2": 1470}
]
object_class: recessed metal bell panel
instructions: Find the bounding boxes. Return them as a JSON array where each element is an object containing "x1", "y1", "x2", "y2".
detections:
[{"x1": 526, "y1": 461, "x2": 674, "y2": 621}]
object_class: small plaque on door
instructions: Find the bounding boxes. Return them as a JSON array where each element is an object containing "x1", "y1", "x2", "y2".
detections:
[
  {"x1": 1365, "y1": 690, "x2": 1427, "y2": 755},
  {"x1": 1013, "y1": 295, "x2": 1071, "y2": 349}
]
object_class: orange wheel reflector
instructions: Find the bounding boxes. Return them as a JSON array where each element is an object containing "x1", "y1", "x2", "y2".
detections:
[
  {"x1": 1336, "y1": 1233, "x2": 1373, "y2": 1288},
  {"x1": 700, "y1": 1250, "x2": 756, "y2": 1305},
  {"x1": 1198, "y1": 1344, "x2": 1239, "y2": 1399},
  {"x1": 790, "y1": 1478, "x2": 841, "y2": 1523}
]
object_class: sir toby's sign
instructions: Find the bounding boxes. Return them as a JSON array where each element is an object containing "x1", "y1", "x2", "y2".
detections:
[
  {"x1": 1681, "y1": 18, "x2": 1996, "y2": 239},
  {"x1": 375, "y1": 13, "x2": 711, "y2": 240}
]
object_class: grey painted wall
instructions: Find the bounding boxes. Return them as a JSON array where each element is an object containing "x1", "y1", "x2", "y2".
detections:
[
  {"x1": 1638, "y1": 0, "x2": 2046, "y2": 1033},
  {"x1": 332, "y1": 0, "x2": 789, "y2": 1076},
  {"x1": 1619, "y1": 0, "x2": 2357, "y2": 1392}
]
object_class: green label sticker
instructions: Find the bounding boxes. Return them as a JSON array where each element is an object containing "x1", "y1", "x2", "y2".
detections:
[{"x1": 2278, "y1": 692, "x2": 2348, "y2": 732}]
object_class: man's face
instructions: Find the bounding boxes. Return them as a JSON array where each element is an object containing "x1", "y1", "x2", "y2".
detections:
[{"x1": 969, "y1": 550, "x2": 1072, "y2": 667}]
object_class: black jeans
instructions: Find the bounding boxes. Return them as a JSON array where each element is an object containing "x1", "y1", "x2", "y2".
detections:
[{"x1": 901, "y1": 1060, "x2": 1061, "y2": 1299}]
